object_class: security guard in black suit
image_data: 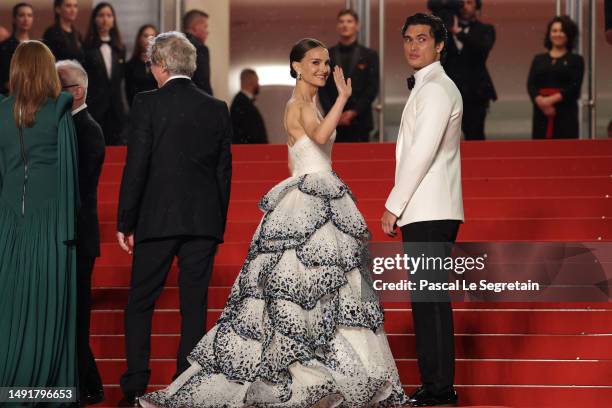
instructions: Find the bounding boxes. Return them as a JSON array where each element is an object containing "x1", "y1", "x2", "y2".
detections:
[
  {"x1": 230, "y1": 68, "x2": 268, "y2": 144},
  {"x1": 443, "y1": 0, "x2": 497, "y2": 140},
  {"x1": 319, "y1": 9, "x2": 379, "y2": 143}
]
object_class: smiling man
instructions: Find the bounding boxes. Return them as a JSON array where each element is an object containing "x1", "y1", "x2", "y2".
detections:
[{"x1": 381, "y1": 13, "x2": 464, "y2": 407}]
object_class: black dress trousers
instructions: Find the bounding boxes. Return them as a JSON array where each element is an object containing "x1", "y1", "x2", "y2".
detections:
[
  {"x1": 119, "y1": 236, "x2": 217, "y2": 395},
  {"x1": 401, "y1": 219, "x2": 461, "y2": 396}
]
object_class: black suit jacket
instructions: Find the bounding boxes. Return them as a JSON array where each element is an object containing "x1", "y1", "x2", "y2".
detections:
[
  {"x1": 42, "y1": 24, "x2": 85, "y2": 63},
  {"x1": 185, "y1": 32, "x2": 213, "y2": 95},
  {"x1": 230, "y1": 92, "x2": 268, "y2": 144},
  {"x1": 73, "y1": 108, "x2": 106, "y2": 257},
  {"x1": 319, "y1": 43, "x2": 379, "y2": 131},
  {"x1": 0, "y1": 36, "x2": 19, "y2": 94},
  {"x1": 83, "y1": 44, "x2": 128, "y2": 125},
  {"x1": 443, "y1": 20, "x2": 497, "y2": 103},
  {"x1": 117, "y1": 78, "x2": 232, "y2": 243}
]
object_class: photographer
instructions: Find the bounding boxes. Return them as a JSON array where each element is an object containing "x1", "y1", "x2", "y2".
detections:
[{"x1": 430, "y1": 0, "x2": 497, "y2": 140}]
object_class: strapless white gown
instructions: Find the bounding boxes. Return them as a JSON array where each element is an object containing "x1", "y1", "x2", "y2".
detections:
[{"x1": 140, "y1": 134, "x2": 408, "y2": 407}]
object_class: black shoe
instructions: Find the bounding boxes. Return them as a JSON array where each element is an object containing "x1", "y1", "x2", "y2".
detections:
[
  {"x1": 408, "y1": 386, "x2": 458, "y2": 407},
  {"x1": 80, "y1": 387, "x2": 104, "y2": 406},
  {"x1": 117, "y1": 392, "x2": 143, "y2": 407}
]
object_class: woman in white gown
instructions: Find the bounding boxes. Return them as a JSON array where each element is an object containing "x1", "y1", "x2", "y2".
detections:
[{"x1": 140, "y1": 38, "x2": 408, "y2": 408}]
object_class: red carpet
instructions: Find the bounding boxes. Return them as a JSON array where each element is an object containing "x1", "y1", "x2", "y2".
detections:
[{"x1": 92, "y1": 139, "x2": 612, "y2": 407}]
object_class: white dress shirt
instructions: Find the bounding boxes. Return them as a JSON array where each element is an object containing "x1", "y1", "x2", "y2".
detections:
[
  {"x1": 71, "y1": 103, "x2": 87, "y2": 116},
  {"x1": 385, "y1": 61, "x2": 464, "y2": 226},
  {"x1": 163, "y1": 75, "x2": 191, "y2": 86},
  {"x1": 100, "y1": 35, "x2": 112, "y2": 79}
]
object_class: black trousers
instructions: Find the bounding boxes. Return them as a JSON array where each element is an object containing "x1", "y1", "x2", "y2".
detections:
[
  {"x1": 76, "y1": 254, "x2": 103, "y2": 396},
  {"x1": 401, "y1": 220, "x2": 461, "y2": 396},
  {"x1": 119, "y1": 236, "x2": 217, "y2": 396},
  {"x1": 461, "y1": 101, "x2": 489, "y2": 141},
  {"x1": 97, "y1": 108, "x2": 126, "y2": 146}
]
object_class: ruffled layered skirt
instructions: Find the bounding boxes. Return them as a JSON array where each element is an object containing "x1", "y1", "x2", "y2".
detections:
[{"x1": 141, "y1": 171, "x2": 407, "y2": 408}]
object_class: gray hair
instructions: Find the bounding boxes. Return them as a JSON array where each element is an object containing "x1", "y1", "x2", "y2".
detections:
[
  {"x1": 56, "y1": 59, "x2": 89, "y2": 91},
  {"x1": 148, "y1": 31, "x2": 196, "y2": 77}
]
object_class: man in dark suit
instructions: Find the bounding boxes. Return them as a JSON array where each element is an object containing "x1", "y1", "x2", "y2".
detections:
[
  {"x1": 230, "y1": 68, "x2": 268, "y2": 144},
  {"x1": 115, "y1": 32, "x2": 232, "y2": 406},
  {"x1": 443, "y1": 0, "x2": 497, "y2": 140},
  {"x1": 319, "y1": 9, "x2": 379, "y2": 143},
  {"x1": 183, "y1": 9, "x2": 213, "y2": 95},
  {"x1": 56, "y1": 59, "x2": 106, "y2": 406}
]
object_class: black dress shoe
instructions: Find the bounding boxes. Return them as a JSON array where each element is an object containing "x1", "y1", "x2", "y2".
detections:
[
  {"x1": 80, "y1": 387, "x2": 104, "y2": 406},
  {"x1": 408, "y1": 386, "x2": 458, "y2": 407},
  {"x1": 117, "y1": 392, "x2": 143, "y2": 407}
]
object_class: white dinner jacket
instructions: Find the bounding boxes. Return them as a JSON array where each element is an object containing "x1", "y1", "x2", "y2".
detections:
[{"x1": 384, "y1": 61, "x2": 464, "y2": 227}]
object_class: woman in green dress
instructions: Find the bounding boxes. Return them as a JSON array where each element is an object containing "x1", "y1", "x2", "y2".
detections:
[{"x1": 0, "y1": 40, "x2": 78, "y2": 396}]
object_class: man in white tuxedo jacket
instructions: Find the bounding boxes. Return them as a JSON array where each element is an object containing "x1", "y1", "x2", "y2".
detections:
[{"x1": 381, "y1": 13, "x2": 464, "y2": 407}]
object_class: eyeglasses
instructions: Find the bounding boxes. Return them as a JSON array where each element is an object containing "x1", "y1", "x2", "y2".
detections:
[{"x1": 62, "y1": 84, "x2": 79, "y2": 89}]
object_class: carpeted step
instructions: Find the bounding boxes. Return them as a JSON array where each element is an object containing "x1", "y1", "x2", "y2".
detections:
[
  {"x1": 102, "y1": 140, "x2": 612, "y2": 164},
  {"x1": 97, "y1": 176, "x2": 612, "y2": 200},
  {"x1": 90, "y1": 287, "x2": 612, "y2": 312},
  {"x1": 94, "y1": 358, "x2": 612, "y2": 387},
  {"x1": 99, "y1": 156, "x2": 612, "y2": 183},
  {"x1": 97, "y1": 217, "x2": 611, "y2": 246},
  {"x1": 96, "y1": 383, "x2": 612, "y2": 408},
  {"x1": 89, "y1": 309, "x2": 612, "y2": 336},
  {"x1": 98, "y1": 197, "x2": 611, "y2": 222},
  {"x1": 90, "y1": 333, "x2": 612, "y2": 360}
]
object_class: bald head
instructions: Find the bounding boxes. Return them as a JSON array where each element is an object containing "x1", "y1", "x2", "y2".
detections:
[{"x1": 240, "y1": 68, "x2": 259, "y2": 95}]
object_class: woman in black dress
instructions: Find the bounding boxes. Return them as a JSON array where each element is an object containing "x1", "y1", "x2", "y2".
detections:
[
  {"x1": 0, "y1": 3, "x2": 34, "y2": 95},
  {"x1": 83, "y1": 2, "x2": 128, "y2": 145},
  {"x1": 43, "y1": 0, "x2": 84, "y2": 63},
  {"x1": 125, "y1": 24, "x2": 158, "y2": 106},
  {"x1": 527, "y1": 15, "x2": 584, "y2": 139}
]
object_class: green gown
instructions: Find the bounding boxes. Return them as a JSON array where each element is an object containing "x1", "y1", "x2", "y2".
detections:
[{"x1": 0, "y1": 92, "x2": 78, "y2": 401}]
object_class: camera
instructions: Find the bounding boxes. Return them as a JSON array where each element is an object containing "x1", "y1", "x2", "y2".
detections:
[
  {"x1": 427, "y1": 0, "x2": 465, "y2": 29},
  {"x1": 427, "y1": 0, "x2": 482, "y2": 26}
]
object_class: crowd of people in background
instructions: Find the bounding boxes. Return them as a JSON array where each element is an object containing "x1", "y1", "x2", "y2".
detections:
[
  {"x1": 0, "y1": 1, "x2": 214, "y2": 146},
  {"x1": 0, "y1": 0, "x2": 610, "y2": 145}
]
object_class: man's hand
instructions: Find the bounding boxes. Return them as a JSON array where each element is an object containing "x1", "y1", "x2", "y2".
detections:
[
  {"x1": 116, "y1": 231, "x2": 134, "y2": 255},
  {"x1": 339, "y1": 110, "x2": 358, "y2": 126},
  {"x1": 450, "y1": 15, "x2": 461, "y2": 35},
  {"x1": 381, "y1": 209, "x2": 398, "y2": 238}
]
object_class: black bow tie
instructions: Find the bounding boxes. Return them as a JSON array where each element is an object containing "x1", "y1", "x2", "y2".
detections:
[
  {"x1": 459, "y1": 19, "x2": 473, "y2": 28},
  {"x1": 406, "y1": 75, "x2": 415, "y2": 90}
]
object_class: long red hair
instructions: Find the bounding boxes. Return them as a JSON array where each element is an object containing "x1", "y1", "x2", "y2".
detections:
[{"x1": 9, "y1": 40, "x2": 61, "y2": 128}]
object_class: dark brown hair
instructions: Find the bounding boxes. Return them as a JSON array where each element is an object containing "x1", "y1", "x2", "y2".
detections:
[
  {"x1": 12, "y1": 3, "x2": 33, "y2": 35},
  {"x1": 337, "y1": 8, "x2": 359, "y2": 22},
  {"x1": 183, "y1": 9, "x2": 209, "y2": 32},
  {"x1": 84, "y1": 2, "x2": 124, "y2": 51},
  {"x1": 544, "y1": 15, "x2": 578, "y2": 52},
  {"x1": 289, "y1": 38, "x2": 326, "y2": 79},
  {"x1": 131, "y1": 24, "x2": 157, "y2": 60}
]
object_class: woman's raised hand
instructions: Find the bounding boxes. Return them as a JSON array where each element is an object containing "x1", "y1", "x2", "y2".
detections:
[{"x1": 333, "y1": 66, "x2": 352, "y2": 100}]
